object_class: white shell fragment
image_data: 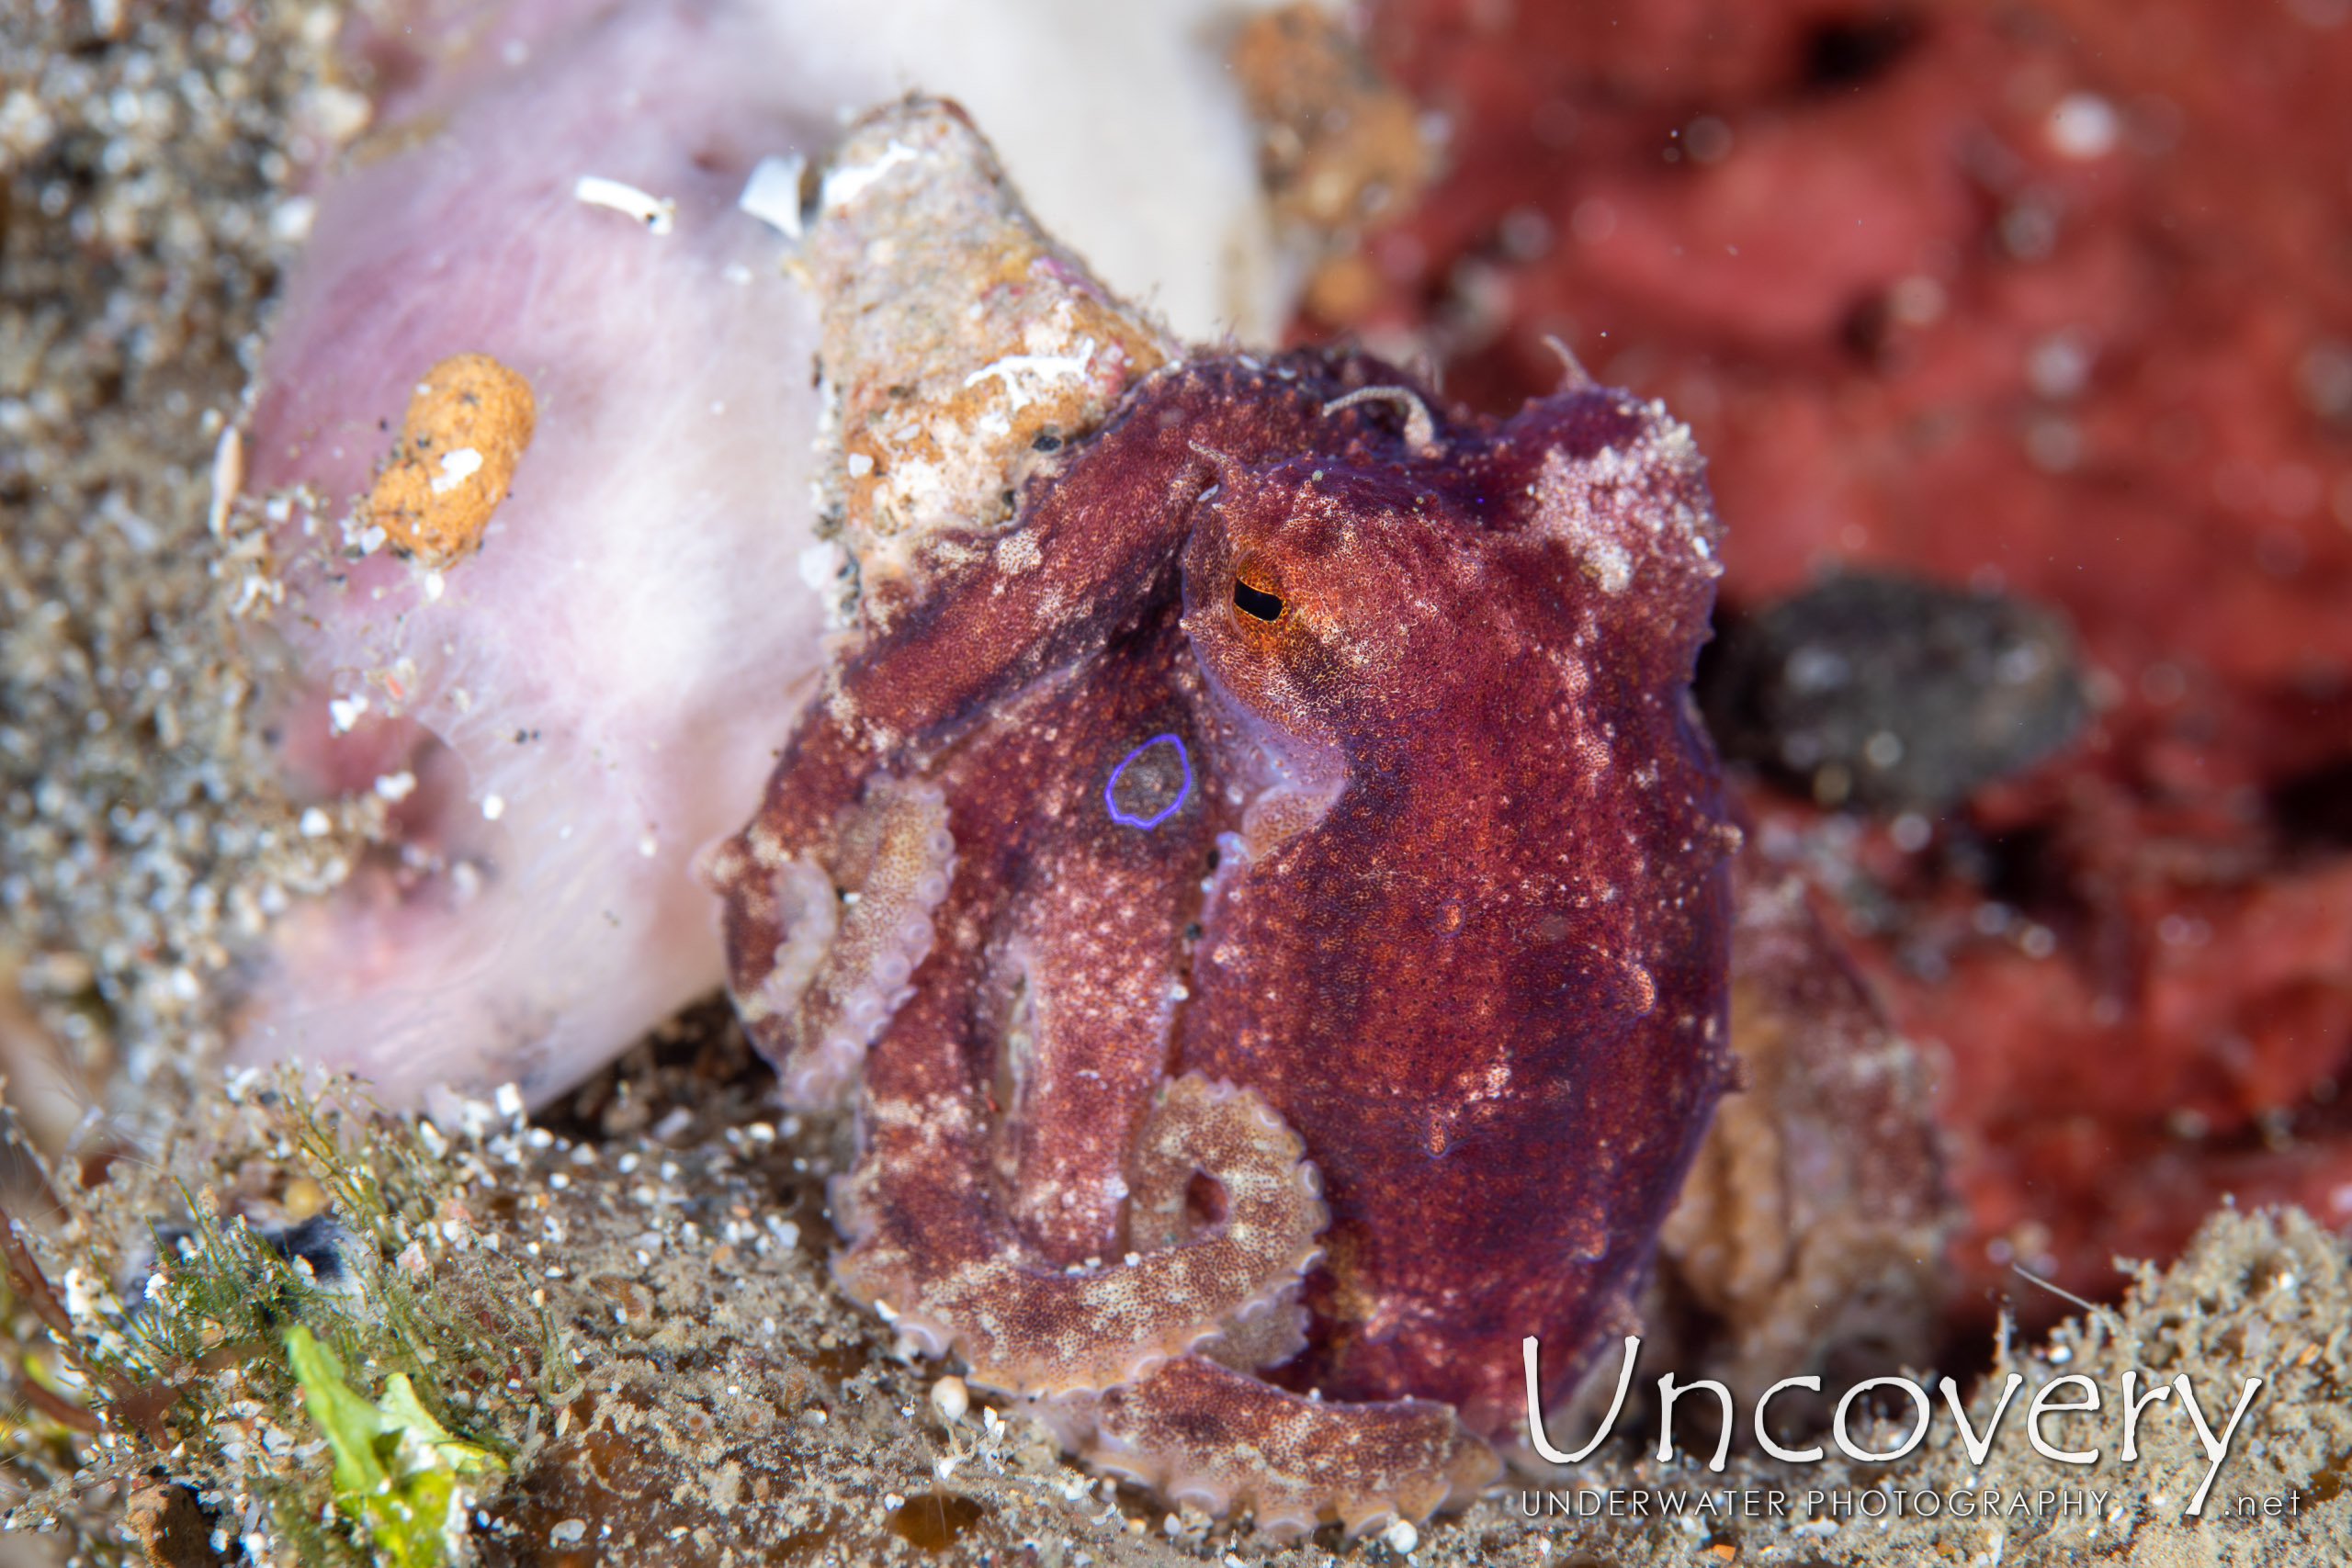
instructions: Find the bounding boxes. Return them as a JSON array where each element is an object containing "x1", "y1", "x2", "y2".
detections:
[
  {"x1": 572, "y1": 174, "x2": 676, "y2": 233},
  {"x1": 736, "y1": 153, "x2": 808, "y2": 238}
]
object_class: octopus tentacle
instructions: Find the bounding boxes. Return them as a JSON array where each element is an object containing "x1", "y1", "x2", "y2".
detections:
[
  {"x1": 1123, "y1": 1066, "x2": 1314, "y2": 1372},
  {"x1": 834, "y1": 1075, "x2": 1326, "y2": 1397},
  {"x1": 995, "y1": 818, "x2": 1204, "y2": 1266},
  {"x1": 720, "y1": 775, "x2": 956, "y2": 1105},
  {"x1": 1049, "y1": 1355, "x2": 1499, "y2": 1540}
]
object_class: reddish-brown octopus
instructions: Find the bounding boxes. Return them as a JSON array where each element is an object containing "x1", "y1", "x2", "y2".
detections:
[{"x1": 704, "y1": 347, "x2": 1736, "y2": 1534}]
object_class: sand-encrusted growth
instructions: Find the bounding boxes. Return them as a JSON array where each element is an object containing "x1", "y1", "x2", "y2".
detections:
[
  {"x1": 802, "y1": 97, "x2": 1176, "y2": 628},
  {"x1": 0, "y1": 0, "x2": 365, "y2": 1135}
]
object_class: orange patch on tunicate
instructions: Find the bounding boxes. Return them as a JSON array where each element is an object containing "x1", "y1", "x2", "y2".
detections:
[{"x1": 363, "y1": 352, "x2": 536, "y2": 568}]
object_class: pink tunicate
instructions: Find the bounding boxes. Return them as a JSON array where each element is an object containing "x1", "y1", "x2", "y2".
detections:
[{"x1": 220, "y1": 0, "x2": 1292, "y2": 1106}]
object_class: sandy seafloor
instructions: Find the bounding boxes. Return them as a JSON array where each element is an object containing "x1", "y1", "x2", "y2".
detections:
[{"x1": 2, "y1": 3, "x2": 2349, "y2": 1563}]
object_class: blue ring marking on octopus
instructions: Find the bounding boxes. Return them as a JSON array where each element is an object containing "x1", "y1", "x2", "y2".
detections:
[{"x1": 1104, "y1": 733, "x2": 1193, "y2": 829}]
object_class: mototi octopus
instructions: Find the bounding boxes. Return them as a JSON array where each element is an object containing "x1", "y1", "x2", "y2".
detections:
[{"x1": 703, "y1": 348, "x2": 1737, "y2": 1534}]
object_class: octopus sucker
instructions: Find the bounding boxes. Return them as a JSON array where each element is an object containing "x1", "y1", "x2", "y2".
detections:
[
  {"x1": 751, "y1": 859, "x2": 839, "y2": 1021},
  {"x1": 749, "y1": 775, "x2": 956, "y2": 1107}
]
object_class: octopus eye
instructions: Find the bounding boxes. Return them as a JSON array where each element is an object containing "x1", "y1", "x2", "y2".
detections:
[{"x1": 1233, "y1": 579, "x2": 1284, "y2": 623}]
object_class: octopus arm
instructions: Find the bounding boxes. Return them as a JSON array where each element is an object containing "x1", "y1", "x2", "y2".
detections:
[
  {"x1": 1055, "y1": 1354, "x2": 1499, "y2": 1540},
  {"x1": 834, "y1": 1076, "x2": 1326, "y2": 1397}
]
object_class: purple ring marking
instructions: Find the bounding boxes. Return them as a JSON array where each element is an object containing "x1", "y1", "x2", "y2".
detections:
[{"x1": 1105, "y1": 732, "x2": 1193, "y2": 830}]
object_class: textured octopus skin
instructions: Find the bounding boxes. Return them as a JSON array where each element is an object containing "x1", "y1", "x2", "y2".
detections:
[{"x1": 707, "y1": 348, "x2": 1734, "y2": 1520}]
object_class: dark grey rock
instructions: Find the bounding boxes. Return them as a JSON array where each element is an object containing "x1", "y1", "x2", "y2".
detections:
[{"x1": 1701, "y1": 572, "x2": 2088, "y2": 813}]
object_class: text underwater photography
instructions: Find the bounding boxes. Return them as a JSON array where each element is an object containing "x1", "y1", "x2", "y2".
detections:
[{"x1": 1513, "y1": 1331, "x2": 2288, "y2": 1531}]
